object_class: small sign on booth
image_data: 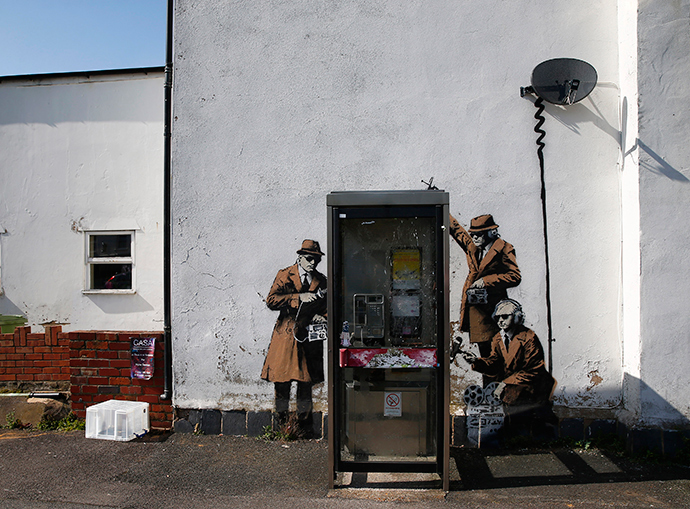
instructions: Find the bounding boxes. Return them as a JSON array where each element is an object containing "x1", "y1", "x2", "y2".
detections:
[{"x1": 384, "y1": 391, "x2": 402, "y2": 417}]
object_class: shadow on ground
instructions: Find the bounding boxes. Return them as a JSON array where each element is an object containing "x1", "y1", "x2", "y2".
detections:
[{"x1": 450, "y1": 445, "x2": 690, "y2": 491}]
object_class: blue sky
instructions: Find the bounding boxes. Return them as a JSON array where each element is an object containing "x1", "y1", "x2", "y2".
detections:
[{"x1": 0, "y1": 0, "x2": 167, "y2": 76}]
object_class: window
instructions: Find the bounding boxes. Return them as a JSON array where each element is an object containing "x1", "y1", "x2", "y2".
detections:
[{"x1": 84, "y1": 231, "x2": 134, "y2": 293}]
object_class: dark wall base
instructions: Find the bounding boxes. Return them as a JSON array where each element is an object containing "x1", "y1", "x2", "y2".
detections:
[
  {"x1": 173, "y1": 409, "x2": 689, "y2": 459},
  {"x1": 174, "y1": 409, "x2": 325, "y2": 439},
  {"x1": 451, "y1": 414, "x2": 690, "y2": 459}
]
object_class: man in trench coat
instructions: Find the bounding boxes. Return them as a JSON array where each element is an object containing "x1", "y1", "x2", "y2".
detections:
[
  {"x1": 462, "y1": 299, "x2": 556, "y2": 436},
  {"x1": 449, "y1": 214, "x2": 521, "y2": 361},
  {"x1": 261, "y1": 239, "x2": 327, "y2": 431}
]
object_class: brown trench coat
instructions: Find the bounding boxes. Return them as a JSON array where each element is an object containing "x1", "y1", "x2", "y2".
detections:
[
  {"x1": 471, "y1": 327, "x2": 555, "y2": 406},
  {"x1": 449, "y1": 214, "x2": 521, "y2": 343},
  {"x1": 261, "y1": 263, "x2": 327, "y2": 384}
]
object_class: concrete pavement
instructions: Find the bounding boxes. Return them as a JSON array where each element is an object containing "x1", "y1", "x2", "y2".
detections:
[{"x1": 0, "y1": 429, "x2": 688, "y2": 508}]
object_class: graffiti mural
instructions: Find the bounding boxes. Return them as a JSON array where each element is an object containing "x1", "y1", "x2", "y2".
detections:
[
  {"x1": 459, "y1": 299, "x2": 557, "y2": 440},
  {"x1": 449, "y1": 214, "x2": 521, "y2": 363},
  {"x1": 448, "y1": 213, "x2": 557, "y2": 443},
  {"x1": 261, "y1": 239, "x2": 327, "y2": 435},
  {"x1": 463, "y1": 381, "x2": 505, "y2": 447}
]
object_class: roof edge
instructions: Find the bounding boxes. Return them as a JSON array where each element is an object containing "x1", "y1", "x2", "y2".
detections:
[{"x1": 0, "y1": 66, "x2": 165, "y2": 83}]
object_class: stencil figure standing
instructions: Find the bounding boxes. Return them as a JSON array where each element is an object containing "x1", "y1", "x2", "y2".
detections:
[{"x1": 261, "y1": 239, "x2": 327, "y2": 434}]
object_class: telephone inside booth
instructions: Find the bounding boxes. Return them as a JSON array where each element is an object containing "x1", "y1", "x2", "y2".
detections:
[
  {"x1": 327, "y1": 190, "x2": 450, "y2": 490},
  {"x1": 352, "y1": 294, "x2": 385, "y2": 342},
  {"x1": 350, "y1": 248, "x2": 424, "y2": 347}
]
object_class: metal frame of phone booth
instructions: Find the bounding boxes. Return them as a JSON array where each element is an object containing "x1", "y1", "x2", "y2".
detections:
[{"x1": 327, "y1": 190, "x2": 450, "y2": 491}]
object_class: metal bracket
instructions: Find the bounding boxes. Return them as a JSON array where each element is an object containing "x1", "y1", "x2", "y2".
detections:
[{"x1": 520, "y1": 86, "x2": 535, "y2": 97}]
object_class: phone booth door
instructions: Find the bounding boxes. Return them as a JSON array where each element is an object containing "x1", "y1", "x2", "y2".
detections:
[{"x1": 327, "y1": 190, "x2": 449, "y2": 490}]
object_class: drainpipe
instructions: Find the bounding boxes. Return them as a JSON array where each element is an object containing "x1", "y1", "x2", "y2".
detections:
[{"x1": 161, "y1": 0, "x2": 174, "y2": 400}]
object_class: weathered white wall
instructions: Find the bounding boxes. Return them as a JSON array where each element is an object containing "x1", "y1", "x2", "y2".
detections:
[
  {"x1": 635, "y1": 0, "x2": 690, "y2": 427},
  {"x1": 618, "y1": 0, "x2": 642, "y2": 426},
  {"x1": 0, "y1": 71, "x2": 164, "y2": 332},
  {"x1": 172, "y1": 0, "x2": 625, "y2": 414}
]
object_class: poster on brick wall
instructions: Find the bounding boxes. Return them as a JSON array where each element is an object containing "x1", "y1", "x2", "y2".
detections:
[{"x1": 130, "y1": 337, "x2": 155, "y2": 380}]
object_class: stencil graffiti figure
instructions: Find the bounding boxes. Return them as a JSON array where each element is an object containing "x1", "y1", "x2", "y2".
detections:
[
  {"x1": 261, "y1": 239, "x2": 327, "y2": 434},
  {"x1": 449, "y1": 213, "x2": 521, "y2": 366},
  {"x1": 461, "y1": 299, "x2": 556, "y2": 437}
]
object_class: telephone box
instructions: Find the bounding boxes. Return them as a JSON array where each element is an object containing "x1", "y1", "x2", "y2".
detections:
[{"x1": 327, "y1": 190, "x2": 450, "y2": 490}]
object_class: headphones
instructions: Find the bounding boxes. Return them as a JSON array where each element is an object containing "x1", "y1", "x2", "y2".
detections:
[{"x1": 492, "y1": 298, "x2": 525, "y2": 325}]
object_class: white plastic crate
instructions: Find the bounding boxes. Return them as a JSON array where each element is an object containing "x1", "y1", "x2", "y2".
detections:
[{"x1": 85, "y1": 400, "x2": 149, "y2": 441}]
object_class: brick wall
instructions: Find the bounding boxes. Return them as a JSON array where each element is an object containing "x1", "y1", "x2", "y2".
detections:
[
  {"x1": 0, "y1": 327, "x2": 173, "y2": 429},
  {"x1": 69, "y1": 331, "x2": 172, "y2": 429},
  {"x1": 0, "y1": 326, "x2": 69, "y2": 389}
]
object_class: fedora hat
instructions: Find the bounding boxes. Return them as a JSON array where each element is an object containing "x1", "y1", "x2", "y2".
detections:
[
  {"x1": 297, "y1": 239, "x2": 325, "y2": 257},
  {"x1": 468, "y1": 214, "x2": 499, "y2": 232}
]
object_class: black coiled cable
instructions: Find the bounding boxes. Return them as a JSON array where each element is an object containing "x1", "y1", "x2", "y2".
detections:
[{"x1": 533, "y1": 96, "x2": 554, "y2": 374}]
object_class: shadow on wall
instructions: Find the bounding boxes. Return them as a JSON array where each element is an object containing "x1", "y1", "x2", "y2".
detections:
[
  {"x1": 622, "y1": 95, "x2": 688, "y2": 182},
  {"x1": 86, "y1": 293, "x2": 155, "y2": 314},
  {"x1": 524, "y1": 85, "x2": 620, "y2": 145},
  {"x1": 638, "y1": 139, "x2": 689, "y2": 182},
  {"x1": 0, "y1": 296, "x2": 27, "y2": 317},
  {"x1": 543, "y1": 93, "x2": 689, "y2": 184},
  {"x1": 624, "y1": 372, "x2": 690, "y2": 429}
]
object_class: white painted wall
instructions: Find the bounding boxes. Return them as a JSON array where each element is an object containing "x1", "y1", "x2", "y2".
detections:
[
  {"x1": 618, "y1": 0, "x2": 642, "y2": 426},
  {"x1": 0, "y1": 71, "x2": 164, "y2": 332},
  {"x1": 172, "y1": 0, "x2": 627, "y2": 415},
  {"x1": 635, "y1": 0, "x2": 690, "y2": 427}
]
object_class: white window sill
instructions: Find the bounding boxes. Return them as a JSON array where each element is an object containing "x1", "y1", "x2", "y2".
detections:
[{"x1": 82, "y1": 289, "x2": 137, "y2": 295}]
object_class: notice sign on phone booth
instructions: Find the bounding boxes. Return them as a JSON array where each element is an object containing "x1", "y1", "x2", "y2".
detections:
[{"x1": 384, "y1": 392, "x2": 402, "y2": 417}]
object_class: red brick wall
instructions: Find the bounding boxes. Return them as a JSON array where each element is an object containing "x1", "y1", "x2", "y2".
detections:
[
  {"x1": 0, "y1": 326, "x2": 69, "y2": 387},
  {"x1": 69, "y1": 331, "x2": 172, "y2": 429},
  {"x1": 0, "y1": 327, "x2": 173, "y2": 429}
]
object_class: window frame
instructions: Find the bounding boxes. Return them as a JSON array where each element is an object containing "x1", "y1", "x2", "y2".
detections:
[{"x1": 83, "y1": 230, "x2": 136, "y2": 294}]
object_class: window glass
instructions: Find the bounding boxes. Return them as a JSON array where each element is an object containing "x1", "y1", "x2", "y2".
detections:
[
  {"x1": 89, "y1": 234, "x2": 132, "y2": 258},
  {"x1": 90, "y1": 263, "x2": 132, "y2": 290},
  {"x1": 337, "y1": 215, "x2": 438, "y2": 462},
  {"x1": 85, "y1": 232, "x2": 133, "y2": 291}
]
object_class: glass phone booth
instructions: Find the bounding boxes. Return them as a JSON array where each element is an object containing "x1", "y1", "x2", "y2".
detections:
[{"x1": 327, "y1": 190, "x2": 450, "y2": 490}]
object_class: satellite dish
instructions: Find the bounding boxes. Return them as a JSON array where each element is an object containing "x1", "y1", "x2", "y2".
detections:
[
  {"x1": 518, "y1": 58, "x2": 598, "y2": 374},
  {"x1": 525, "y1": 58, "x2": 597, "y2": 105}
]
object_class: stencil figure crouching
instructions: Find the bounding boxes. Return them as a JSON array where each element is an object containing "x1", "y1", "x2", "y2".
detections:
[
  {"x1": 462, "y1": 299, "x2": 557, "y2": 437},
  {"x1": 261, "y1": 239, "x2": 327, "y2": 435}
]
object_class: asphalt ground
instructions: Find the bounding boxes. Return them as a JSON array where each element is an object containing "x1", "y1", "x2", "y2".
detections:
[{"x1": 0, "y1": 429, "x2": 689, "y2": 508}]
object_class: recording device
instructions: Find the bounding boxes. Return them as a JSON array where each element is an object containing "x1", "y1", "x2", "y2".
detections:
[
  {"x1": 466, "y1": 288, "x2": 489, "y2": 305},
  {"x1": 294, "y1": 286, "x2": 327, "y2": 343},
  {"x1": 307, "y1": 323, "x2": 327, "y2": 342}
]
